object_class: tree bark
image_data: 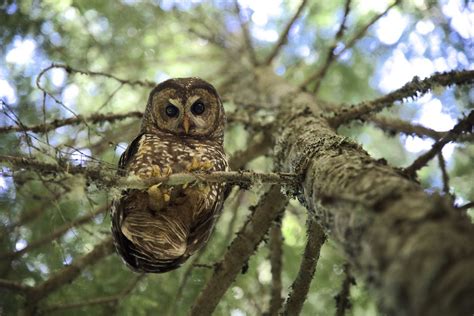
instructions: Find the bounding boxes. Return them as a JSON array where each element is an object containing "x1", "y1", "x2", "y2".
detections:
[{"x1": 236, "y1": 68, "x2": 474, "y2": 316}]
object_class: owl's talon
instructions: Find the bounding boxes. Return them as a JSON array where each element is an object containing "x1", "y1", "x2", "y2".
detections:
[
  {"x1": 164, "y1": 166, "x2": 172, "y2": 176},
  {"x1": 186, "y1": 157, "x2": 214, "y2": 172},
  {"x1": 147, "y1": 185, "x2": 172, "y2": 212},
  {"x1": 151, "y1": 165, "x2": 162, "y2": 177}
]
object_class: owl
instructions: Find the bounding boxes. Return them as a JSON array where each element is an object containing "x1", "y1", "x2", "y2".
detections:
[{"x1": 111, "y1": 78, "x2": 227, "y2": 273}]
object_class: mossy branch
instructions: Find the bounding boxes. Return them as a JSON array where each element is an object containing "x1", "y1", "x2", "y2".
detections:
[
  {"x1": 0, "y1": 155, "x2": 300, "y2": 189},
  {"x1": 328, "y1": 70, "x2": 474, "y2": 127}
]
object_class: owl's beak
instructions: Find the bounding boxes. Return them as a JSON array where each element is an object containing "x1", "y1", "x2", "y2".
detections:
[{"x1": 183, "y1": 115, "x2": 190, "y2": 134}]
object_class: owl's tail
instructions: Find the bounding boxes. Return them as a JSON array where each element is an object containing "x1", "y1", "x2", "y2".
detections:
[
  {"x1": 121, "y1": 211, "x2": 189, "y2": 260},
  {"x1": 111, "y1": 197, "x2": 194, "y2": 273}
]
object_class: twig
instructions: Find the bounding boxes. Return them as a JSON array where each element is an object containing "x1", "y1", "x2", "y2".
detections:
[
  {"x1": 40, "y1": 274, "x2": 145, "y2": 313},
  {"x1": 192, "y1": 263, "x2": 215, "y2": 269},
  {"x1": 26, "y1": 238, "x2": 114, "y2": 305},
  {"x1": 0, "y1": 155, "x2": 300, "y2": 189},
  {"x1": 301, "y1": 0, "x2": 352, "y2": 92},
  {"x1": 342, "y1": 0, "x2": 400, "y2": 56},
  {"x1": 457, "y1": 201, "x2": 474, "y2": 211},
  {"x1": 329, "y1": 70, "x2": 474, "y2": 127},
  {"x1": 36, "y1": 66, "x2": 82, "y2": 119},
  {"x1": 233, "y1": 0, "x2": 259, "y2": 65},
  {"x1": 188, "y1": 26, "x2": 228, "y2": 49},
  {"x1": 0, "y1": 279, "x2": 32, "y2": 294},
  {"x1": 264, "y1": 0, "x2": 309, "y2": 65},
  {"x1": 300, "y1": 0, "x2": 400, "y2": 91},
  {"x1": 371, "y1": 115, "x2": 444, "y2": 139},
  {"x1": 268, "y1": 217, "x2": 284, "y2": 315},
  {"x1": 335, "y1": 264, "x2": 354, "y2": 316},
  {"x1": 37, "y1": 63, "x2": 155, "y2": 89},
  {"x1": 404, "y1": 111, "x2": 473, "y2": 178},
  {"x1": 0, "y1": 111, "x2": 142, "y2": 134},
  {"x1": 280, "y1": 219, "x2": 326, "y2": 316},
  {"x1": 167, "y1": 251, "x2": 207, "y2": 316},
  {"x1": 437, "y1": 153, "x2": 451, "y2": 196},
  {"x1": 228, "y1": 132, "x2": 273, "y2": 170},
  {"x1": 0, "y1": 108, "x2": 258, "y2": 135},
  {"x1": 0, "y1": 206, "x2": 106, "y2": 260},
  {"x1": 368, "y1": 115, "x2": 474, "y2": 142},
  {"x1": 98, "y1": 83, "x2": 125, "y2": 111},
  {"x1": 190, "y1": 186, "x2": 289, "y2": 316}
]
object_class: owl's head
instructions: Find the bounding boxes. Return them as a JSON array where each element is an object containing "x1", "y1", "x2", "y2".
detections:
[{"x1": 141, "y1": 78, "x2": 225, "y2": 142}]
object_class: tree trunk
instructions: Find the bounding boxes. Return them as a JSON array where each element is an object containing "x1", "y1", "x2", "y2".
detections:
[{"x1": 231, "y1": 67, "x2": 474, "y2": 316}]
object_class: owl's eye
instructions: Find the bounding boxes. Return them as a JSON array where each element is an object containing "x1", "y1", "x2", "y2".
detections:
[
  {"x1": 165, "y1": 104, "x2": 179, "y2": 117},
  {"x1": 191, "y1": 101, "x2": 205, "y2": 115}
]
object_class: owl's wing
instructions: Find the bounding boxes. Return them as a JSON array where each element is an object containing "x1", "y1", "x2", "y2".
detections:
[
  {"x1": 186, "y1": 189, "x2": 225, "y2": 256},
  {"x1": 112, "y1": 133, "x2": 147, "y2": 272},
  {"x1": 117, "y1": 133, "x2": 144, "y2": 175}
]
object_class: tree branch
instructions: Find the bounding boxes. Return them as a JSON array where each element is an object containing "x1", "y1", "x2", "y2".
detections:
[
  {"x1": 280, "y1": 219, "x2": 326, "y2": 315},
  {"x1": 40, "y1": 274, "x2": 144, "y2": 313},
  {"x1": 404, "y1": 111, "x2": 473, "y2": 178},
  {"x1": 0, "y1": 111, "x2": 142, "y2": 134},
  {"x1": 249, "y1": 66, "x2": 474, "y2": 315},
  {"x1": 37, "y1": 63, "x2": 156, "y2": 89},
  {"x1": 190, "y1": 185, "x2": 289, "y2": 316},
  {"x1": 300, "y1": 0, "x2": 352, "y2": 92},
  {"x1": 233, "y1": 0, "x2": 259, "y2": 66},
  {"x1": 335, "y1": 264, "x2": 354, "y2": 316},
  {"x1": 0, "y1": 279, "x2": 32, "y2": 294},
  {"x1": 26, "y1": 238, "x2": 114, "y2": 306},
  {"x1": 268, "y1": 217, "x2": 284, "y2": 316},
  {"x1": 264, "y1": 0, "x2": 308, "y2": 65},
  {"x1": 437, "y1": 152, "x2": 451, "y2": 196},
  {"x1": 0, "y1": 154, "x2": 299, "y2": 189},
  {"x1": 228, "y1": 131, "x2": 273, "y2": 170},
  {"x1": 0, "y1": 206, "x2": 106, "y2": 260},
  {"x1": 328, "y1": 70, "x2": 474, "y2": 127},
  {"x1": 341, "y1": 0, "x2": 400, "y2": 56},
  {"x1": 300, "y1": 0, "x2": 400, "y2": 91},
  {"x1": 0, "y1": 106, "x2": 261, "y2": 135}
]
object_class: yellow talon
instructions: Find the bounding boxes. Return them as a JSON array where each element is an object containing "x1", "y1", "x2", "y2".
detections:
[
  {"x1": 201, "y1": 160, "x2": 214, "y2": 170},
  {"x1": 187, "y1": 157, "x2": 214, "y2": 172},
  {"x1": 163, "y1": 193, "x2": 170, "y2": 202},
  {"x1": 191, "y1": 157, "x2": 200, "y2": 171},
  {"x1": 164, "y1": 166, "x2": 173, "y2": 176},
  {"x1": 151, "y1": 165, "x2": 162, "y2": 177}
]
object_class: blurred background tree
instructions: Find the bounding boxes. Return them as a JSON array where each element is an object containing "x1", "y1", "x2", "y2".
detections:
[{"x1": 0, "y1": 0, "x2": 472, "y2": 315}]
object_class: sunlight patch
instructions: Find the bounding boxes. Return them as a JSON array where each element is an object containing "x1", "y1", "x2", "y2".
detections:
[
  {"x1": 0, "y1": 79, "x2": 16, "y2": 103},
  {"x1": 15, "y1": 239, "x2": 28, "y2": 251},
  {"x1": 6, "y1": 38, "x2": 37, "y2": 65},
  {"x1": 375, "y1": 10, "x2": 409, "y2": 45}
]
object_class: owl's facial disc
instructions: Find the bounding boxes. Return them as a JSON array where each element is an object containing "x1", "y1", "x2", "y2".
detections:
[{"x1": 147, "y1": 79, "x2": 223, "y2": 139}]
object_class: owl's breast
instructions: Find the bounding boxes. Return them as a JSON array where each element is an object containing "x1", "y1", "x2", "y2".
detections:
[{"x1": 127, "y1": 134, "x2": 227, "y2": 177}]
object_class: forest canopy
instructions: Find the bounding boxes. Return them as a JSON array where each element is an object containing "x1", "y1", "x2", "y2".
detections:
[{"x1": 0, "y1": 0, "x2": 473, "y2": 315}]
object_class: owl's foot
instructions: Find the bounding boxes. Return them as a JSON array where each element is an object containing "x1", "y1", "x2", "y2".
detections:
[
  {"x1": 146, "y1": 165, "x2": 173, "y2": 212},
  {"x1": 150, "y1": 165, "x2": 172, "y2": 178},
  {"x1": 147, "y1": 185, "x2": 171, "y2": 212},
  {"x1": 183, "y1": 158, "x2": 214, "y2": 189},
  {"x1": 186, "y1": 157, "x2": 214, "y2": 172}
]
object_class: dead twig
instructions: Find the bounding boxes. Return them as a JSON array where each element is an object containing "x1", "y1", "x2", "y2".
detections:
[
  {"x1": 264, "y1": 0, "x2": 309, "y2": 65},
  {"x1": 301, "y1": 0, "x2": 352, "y2": 93},
  {"x1": 404, "y1": 111, "x2": 473, "y2": 178}
]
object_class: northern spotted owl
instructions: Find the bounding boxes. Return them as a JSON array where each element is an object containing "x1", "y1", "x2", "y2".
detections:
[{"x1": 111, "y1": 78, "x2": 227, "y2": 273}]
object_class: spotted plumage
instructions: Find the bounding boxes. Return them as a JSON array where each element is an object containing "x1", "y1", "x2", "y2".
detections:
[{"x1": 111, "y1": 78, "x2": 227, "y2": 273}]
